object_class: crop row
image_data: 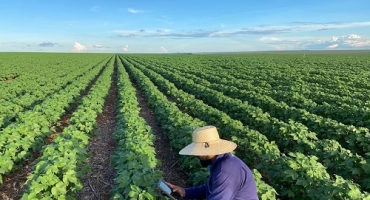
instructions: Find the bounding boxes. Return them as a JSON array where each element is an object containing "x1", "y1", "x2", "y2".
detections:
[
  {"x1": 0, "y1": 54, "x2": 112, "y2": 102},
  {"x1": 122, "y1": 56, "x2": 370, "y2": 199},
  {"x1": 135, "y1": 56, "x2": 370, "y2": 157},
  {"x1": 0, "y1": 56, "x2": 113, "y2": 183},
  {"x1": 0, "y1": 58, "x2": 110, "y2": 129},
  {"x1": 110, "y1": 56, "x2": 163, "y2": 199},
  {"x1": 119, "y1": 56, "x2": 278, "y2": 199},
  {"x1": 135, "y1": 59, "x2": 370, "y2": 191},
  {"x1": 141, "y1": 59, "x2": 370, "y2": 154},
  {"x1": 136, "y1": 55, "x2": 370, "y2": 128},
  {"x1": 22, "y1": 56, "x2": 115, "y2": 199}
]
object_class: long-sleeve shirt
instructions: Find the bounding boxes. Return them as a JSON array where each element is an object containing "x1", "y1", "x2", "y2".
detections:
[{"x1": 184, "y1": 153, "x2": 258, "y2": 200}]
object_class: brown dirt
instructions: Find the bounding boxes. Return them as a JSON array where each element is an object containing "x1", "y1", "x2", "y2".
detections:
[
  {"x1": 76, "y1": 58, "x2": 189, "y2": 199},
  {"x1": 3, "y1": 75, "x2": 18, "y2": 82},
  {"x1": 76, "y1": 57, "x2": 190, "y2": 199},
  {"x1": 132, "y1": 82, "x2": 190, "y2": 188},
  {"x1": 0, "y1": 153, "x2": 39, "y2": 200},
  {"x1": 77, "y1": 61, "x2": 118, "y2": 200}
]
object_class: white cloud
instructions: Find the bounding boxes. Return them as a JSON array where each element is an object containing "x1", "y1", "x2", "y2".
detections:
[
  {"x1": 259, "y1": 34, "x2": 370, "y2": 50},
  {"x1": 128, "y1": 8, "x2": 143, "y2": 14},
  {"x1": 348, "y1": 34, "x2": 361, "y2": 39},
  {"x1": 331, "y1": 37, "x2": 339, "y2": 42},
  {"x1": 352, "y1": 40, "x2": 370, "y2": 47},
  {"x1": 115, "y1": 29, "x2": 171, "y2": 37},
  {"x1": 160, "y1": 47, "x2": 168, "y2": 53},
  {"x1": 114, "y1": 21, "x2": 370, "y2": 39},
  {"x1": 73, "y1": 42, "x2": 86, "y2": 52},
  {"x1": 276, "y1": 46, "x2": 286, "y2": 51},
  {"x1": 327, "y1": 44, "x2": 339, "y2": 49},
  {"x1": 93, "y1": 44, "x2": 103, "y2": 48},
  {"x1": 342, "y1": 35, "x2": 370, "y2": 47},
  {"x1": 331, "y1": 34, "x2": 370, "y2": 48},
  {"x1": 289, "y1": 21, "x2": 370, "y2": 32},
  {"x1": 122, "y1": 45, "x2": 129, "y2": 51},
  {"x1": 259, "y1": 37, "x2": 282, "y2": 42}
]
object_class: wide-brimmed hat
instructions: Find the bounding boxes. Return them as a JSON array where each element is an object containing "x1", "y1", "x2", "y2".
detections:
[{"x1": 179, "y1": 125, "x2": 237, "y2": 156}]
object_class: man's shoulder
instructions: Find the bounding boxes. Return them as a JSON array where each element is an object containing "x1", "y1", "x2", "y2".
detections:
[
  {"x1": 223, "y1": 153, "x2": 243, "y2": 163},
  {"x1": 217, "y1": 153, "x2": 249, "y2": 170}
]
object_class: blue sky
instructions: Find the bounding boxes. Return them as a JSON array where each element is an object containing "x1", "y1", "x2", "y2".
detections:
[{"x1": 1, "y1": 0, "x2": 370, "y2": 53}]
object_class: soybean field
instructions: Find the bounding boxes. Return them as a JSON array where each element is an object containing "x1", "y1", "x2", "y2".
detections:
[{"x1": 0, "y1": 51, "x2": 370, "y2": 200}]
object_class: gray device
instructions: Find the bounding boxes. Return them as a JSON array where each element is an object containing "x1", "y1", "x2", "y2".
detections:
[{"x1": 157, "y1": 180, "x2": 177, "y2": 200}]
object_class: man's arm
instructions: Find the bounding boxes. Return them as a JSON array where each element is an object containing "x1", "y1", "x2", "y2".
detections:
[
  {"x1": 184, "y1": 184, "x2": 207, "y2": 199},
  {"x1": 166, "y1": 182, "x2": 207, "y2": 199},
  {"x1": 208, "y1": 171, "x2": 238, "y2": 200}
]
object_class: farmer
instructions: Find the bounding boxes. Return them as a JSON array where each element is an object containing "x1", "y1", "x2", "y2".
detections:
[{"x1": 166, "y1": 125, "x2": 258, "y2": 200}]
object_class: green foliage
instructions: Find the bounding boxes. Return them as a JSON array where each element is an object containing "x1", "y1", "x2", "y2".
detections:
[
  {"x1": 0, "y1": 54, "x2": 113, "y2": 184},
  {"x1": 22, "y1": 55, "x2": 115, "y2": 199},
  {"x1": 110, "y1": 57, "x2": 163, "y2": 199},
  {"x1": 2, "y1": 52, "x2": 370, "y2": 199},
  {"x1": 121, "y1": 54, "x2": 370, "y2": 199}
]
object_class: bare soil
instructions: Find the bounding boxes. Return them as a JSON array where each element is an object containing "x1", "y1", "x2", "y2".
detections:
[
  {"x1": 133, "y1": 82, "x2": 190, "y2": 188},
  {"x1": 76, "y1": 64, "x2": 118, "y2": 200},
  {"x1": 76, "y1": 59, "x2": 189, "y2": 199},
  {"x1": 0, "y1": 153, "x2": 39, "y2": 200}
]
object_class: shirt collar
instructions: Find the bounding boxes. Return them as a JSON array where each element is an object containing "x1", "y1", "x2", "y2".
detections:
[{"x1": 209, "y1": 153, "x2": 228, "y2": 171}]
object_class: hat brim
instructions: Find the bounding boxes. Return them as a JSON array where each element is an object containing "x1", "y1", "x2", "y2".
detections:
[{"x1": 179, "y1": 139, "x2": 237, "y2": 156}]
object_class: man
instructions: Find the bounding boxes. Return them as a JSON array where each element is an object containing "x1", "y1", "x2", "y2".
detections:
[{"x1": 166, "y1": 125, "x2": 258, "y2": 200}]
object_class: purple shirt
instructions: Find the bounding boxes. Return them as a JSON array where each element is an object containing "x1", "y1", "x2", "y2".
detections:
[{"x1": 184, "y1": 153, "x2": 258, "y2": 200}]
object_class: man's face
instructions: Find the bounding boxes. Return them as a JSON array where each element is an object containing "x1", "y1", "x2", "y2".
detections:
[{"x1": 197, "y1": 155, "x2": 216, "y2": 167}]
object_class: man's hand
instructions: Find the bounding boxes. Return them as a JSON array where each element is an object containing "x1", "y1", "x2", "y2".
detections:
[{"x1": 166, "y1": 182, "x2": 185, "y2": 198}]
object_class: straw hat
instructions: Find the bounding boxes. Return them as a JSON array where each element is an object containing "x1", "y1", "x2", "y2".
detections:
[{"x1": 179, "y1": 126, "x2": 237, "y2": 156}]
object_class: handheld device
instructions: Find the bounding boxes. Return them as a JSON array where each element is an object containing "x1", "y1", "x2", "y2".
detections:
[{"x1": 157, "y1": 180, "x2": 177, "y2": 200}]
